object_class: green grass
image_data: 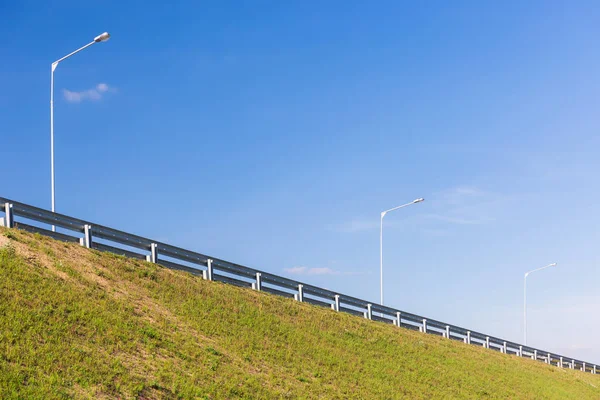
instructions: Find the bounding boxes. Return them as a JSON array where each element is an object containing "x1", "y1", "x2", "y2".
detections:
[{"x1": 0, "y1": 228, "x2": 598, "y2": 399}]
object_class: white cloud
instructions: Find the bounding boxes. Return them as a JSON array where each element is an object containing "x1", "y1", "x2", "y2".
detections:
[
  {"x1": 63, "y1": 83, "x2": 116, "y2": 103},
  {"x1": 327, "y1": 218, "x2": 381, "y2": 233},
  {"x1": 438, "y1": 186, "x2": 486, "y2": 206},
  {"x1": 97, "y1": 83, "x2": 109, "y2": 92},
  {"x1": 284, "y1": 266, "x2": 338, "y2": 275},
  {"x1": 284, "y1": 266, "x2": 309, "y2": 275},
  {"x1": 284, "y1": 266, "x2": 365, "y2": 276},
  {"x1": 308, "y1": 267, "x2": 337, "y2": 275},
  {"x1": 481, "y1": 294, "x2": 600, "y2": 364},
  {"x1": 423, "y1": 214, "x2": 493, "y2": 225},
  {"x1": 532, "y1": 296, "x2": 600, "y2": 363},
  {"x1": 420, "y1": 228, "x2": 450, "y2": 237},
  {"x1": 424, "y1": 185, "x2": 501, "y2": 226},
  {"x1": 330, "y1": 185, "x2": 503, "y2": 234}
]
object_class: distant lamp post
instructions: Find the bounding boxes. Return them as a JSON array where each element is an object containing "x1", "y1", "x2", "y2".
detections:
[
  {"x1": 50, "y1": 32, "x2": 111, "y2": 231},
  {"x1": 380, "y1": 198, "x2": 424, "y2": 306},
  {"x1": 524, "y1": 263, "x2": 557, "y2": 345}
]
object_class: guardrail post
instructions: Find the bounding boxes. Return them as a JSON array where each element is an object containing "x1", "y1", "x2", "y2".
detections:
[
  {"x1": 518, "y1": 346, "x2": 523, "y2": 357},
  {"x1": 2, "y1": 203, "x2": 13, "y2": 228},
  {"x1": 559, "y1": 357, "x2": 563, "y2": 368},
  {"x1": 79, "y1": 224, "x2": 92, "y2": 248},
  {"x1": 146, "y1": 243, "x2": 158, "y2": 263},
  {"x1": 533, "y1": 350, "x2": 537, "y2": 361},
  {"x1": 294, "y1": 284, "x2": 304, "y2": 302},
  {"x1": 331, "y1": 295, "x2": 340, "y2": 312},
  {"x1": 445, "y1": 326, "x2": 450, "y2": 339},
  {"x1": 546, "y1": 353, "x2": 551, "y2": 365},
  {"x1": 252, "y1": 272, "x2": 262, "y2": 291},
  {"x1": 395, "y1": 312, "x2": 401, "y2": 327},
  {"x1": 502, "y1": 341, "x2": 507, "y2": 354},
  {"x1": 465, "y1": 331, "x2": 471, "y2": 344},
  {"x1": 571, "y1": 360, "x2": 575, "y2": 370},
  {"x1": 203, "y1": 259, "x2": 213, "y2": 281},
  {"x1": 582, "y1": 362, "x2": 586, "y2": 372},
  {"x1": 365, "y1": 304, "x2": 372, "y2": 320},
  {"x1": 422, "y1": 319, "x2": 427, "y2": 334},
  {"x1": 594, "y1": 365, "x2": 597, "y2": 374}
]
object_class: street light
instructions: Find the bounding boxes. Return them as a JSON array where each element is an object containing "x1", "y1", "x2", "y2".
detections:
[
  {"x1": 380, "y1": 198, "x2": 424, "y2": 306},
  {"x1": 524, "y1": 262, "x2": 557, "y2": 345},
  {"x1": 50, "y1": 32, "x2": 111, "y2": 231}
]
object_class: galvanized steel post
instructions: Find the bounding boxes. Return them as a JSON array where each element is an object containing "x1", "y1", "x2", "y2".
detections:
[
  {"x1": 4, "y1": 203, "x2": 13, "y2": 228},
  {"x1": 333, "y1": 295, "x2": 340, "y2": 312},
  {"x1": 149, "y1": 243, "x2": 158, "y2": 263},
  {"x1": 294, "y1": 284, "x2": 304, "y2": 302},
  {"x1": 395, "y1": 312, "x2": 401, "y2": 327},
  {"x1": 485, "y1": 336, "x2": 490, "y2": 349},
  {"x1": 422, "y1": 319, "x2": 427, "y2": 334},
  {"x1": 85, "y1": 224, "x2": 92, "y2": 248},
  {"x1": 445, "y1": 325, "x2": 450, "y2": 339},
  {"x1": 466, "y1": 331, "x2": 471, "y2": 345},
  {"x1": 203, "y1": 259, "x2": 213, "y2": 281},
  {"x1": 365, "y1": 304, "x2": 372, "y2": 320},
  {"x1": 252, "y1": 272, "x2": 262, "y2": 291},
  {"x1": 80, "y1": 224, "x2": 92, "y2": 248}
]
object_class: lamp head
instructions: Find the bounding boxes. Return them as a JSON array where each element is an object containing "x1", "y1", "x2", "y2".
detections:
[
  {"x1": 413, "y1": 198, "x2": 425, "y2": 203},
  {"x1": 94, "y1": 32, "x2": 111, "y2": 42}
]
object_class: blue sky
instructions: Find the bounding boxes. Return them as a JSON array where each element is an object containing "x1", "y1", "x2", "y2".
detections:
[{"x1": 2, "y1": 1, "x2": 600, "y2": 362}]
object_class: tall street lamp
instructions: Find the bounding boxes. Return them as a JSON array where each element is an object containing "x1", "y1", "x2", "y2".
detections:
[
  {"x1": 50, "y1": 32, "x2": 110, "y2": 231},
  {"x1": 524, "y1": 262, "x2": 557, "y2": 345},
  {"x1": 380, "y1": 198, "x2": 424, "y2": 306}
]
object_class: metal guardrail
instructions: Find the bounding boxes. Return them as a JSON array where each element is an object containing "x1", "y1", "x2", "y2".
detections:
[{"x1": 0, "y1": 197, "x2": 597, "y2": 375}]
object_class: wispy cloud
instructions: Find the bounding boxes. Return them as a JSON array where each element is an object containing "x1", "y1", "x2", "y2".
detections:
[
  {"x1": 63, "y1": 83, "x2": 116, "y2": 103},
  {"x1": 423, "y1": 214, "x2": 493, "y2": 225},
  {"x1": 420, "y1": 228, "x2": 450, "y2": 237},
  {"x1": 284, "y1": 266, "x2": 364, "y2": 276},
  {"x1": 439, "y1": 186, "x2": 486, "y2": 206},
  {"x1": 327, "y1": 218, "x2": 380, "y2": 234},
  {"x1": 524, "y1": 294, "x2": 600, "y2": 364},
  {"x1": 331, "y1": 185, "x2": 503, "y2": 234},
  {"x1": 284, "y1": 266, "x2": 337, "y2": 275},
  {"x1": 425, "y1": 186, "x2": 499, "y2": 226}
]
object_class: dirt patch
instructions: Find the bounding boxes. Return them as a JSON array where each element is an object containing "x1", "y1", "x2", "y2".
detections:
[{"x1": 0, "y1": 234, "x2": 9, "y2": 248}]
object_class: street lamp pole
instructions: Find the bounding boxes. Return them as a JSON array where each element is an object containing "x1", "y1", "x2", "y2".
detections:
[
  {"x1": 50, "y1": 32, "x2": 110, "y2": 231},
  {"x1": 524, "y1": 262, "x2": 557, "y2": 345},
  {"x1": 380, "y1": 198, "x2": 424, "y2": 306}
]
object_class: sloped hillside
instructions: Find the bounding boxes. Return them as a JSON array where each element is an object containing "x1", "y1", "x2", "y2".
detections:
[{"x1": 0, "y1": 228, "x2": 598, "y2": 399}]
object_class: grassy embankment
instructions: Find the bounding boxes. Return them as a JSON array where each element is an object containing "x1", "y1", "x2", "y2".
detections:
[{"x1": 0, "y1": 227, "x2": 598, "y2": 399}]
